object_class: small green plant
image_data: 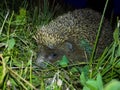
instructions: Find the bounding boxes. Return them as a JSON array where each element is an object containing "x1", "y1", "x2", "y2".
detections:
[
  {"x1": 59, "y1": 55, "x2": 69, "y2": 67},
  {"x1": 104, "y1": 80, "x2": 120, "y2": 90},
  {"x1": 80, "y1": 72, "x2": 103, "y2": 90},
  {"x1": 80, "y1": 72, "x2": 120, "y2": 90}
]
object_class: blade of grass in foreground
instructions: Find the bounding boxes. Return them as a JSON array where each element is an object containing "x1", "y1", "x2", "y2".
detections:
[{"x1": 89, "y1": 0, "x2": 109, "y2": 78}]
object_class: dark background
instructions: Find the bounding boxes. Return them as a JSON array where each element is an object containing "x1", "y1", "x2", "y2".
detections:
[{"x1": 64, "y1": 0, "x2": 120, "y2": 17}]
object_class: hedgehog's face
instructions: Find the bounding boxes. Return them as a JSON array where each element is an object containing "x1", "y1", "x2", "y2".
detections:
[
  {"x1": 35, "y1": 42, "x2": 87, "y2": 67},
  {"x1": 36, "y1": 47, "x2": 65, "y2": 67}
]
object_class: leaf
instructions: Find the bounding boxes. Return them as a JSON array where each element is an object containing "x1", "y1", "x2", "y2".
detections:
[
  {"x1": 115, "y1": 61, "x2": 120, "y2": 68},
  {"x1": 104, "y1": 80, "x2": 120, "y2": 90},
  {"x1": 83, "y1": 86, "x2": 90, "y2": 90},
  {"x1": 80, "y1": 72, "x2": 87, "y2": 86},
  {"x1": 70, "y1": 67, "x2": 78, "y2": 73},
  {"x1": 96, "y1": 73, "x2": 103, "y2": 90},
  {"x1": 59, "y1": 55, "x2": 69, "y2": 67},
  {"x1": 86, "y1": 80, "x2": 98, "y2": 90},
  {"x1": 113, "y1": 27, "x2": 119, "y2": 43},
  {"x1": 80, "y1": 38, "x2": 92, "y2": 54},
  {"x1": 7, "y1": 38, "x2": 15, "y2": 50},
  {"x1": 12, "y1": 8, "x2": 27, "y2": 25},
  {"x1": 19, "y1": 8, "x2": 26, "y2": 17},
  {"x1": 115, "y1": 43, "x2": 120, "y2": 57},
  {"x1": 80, "y1": 65, "x2": 89, "y2": 76},
  {"x1": 81, "y1": 73, "x2": 103, "y2": 90}
]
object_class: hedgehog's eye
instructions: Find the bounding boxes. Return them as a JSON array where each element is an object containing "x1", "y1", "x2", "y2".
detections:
[
  {"x1": 50, "y1": 53, "x2": 58, "y2": 58},
  {"x1": 48, "y1": 53, "x2": 58, "y2": 60}
]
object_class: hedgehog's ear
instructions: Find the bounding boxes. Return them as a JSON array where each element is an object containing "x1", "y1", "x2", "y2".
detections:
[{"x1": 64, "y1": 42, "x2": 74, "y2": 52}]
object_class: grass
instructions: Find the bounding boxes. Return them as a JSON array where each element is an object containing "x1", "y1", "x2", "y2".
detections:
[{"x1": 0, "y1": 0, "x2": 120, "y2": 90}]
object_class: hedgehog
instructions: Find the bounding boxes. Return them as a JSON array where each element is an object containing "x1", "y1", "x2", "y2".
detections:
[{"x1": 34, "y1": 8, "x2": 113, "y2": 66}]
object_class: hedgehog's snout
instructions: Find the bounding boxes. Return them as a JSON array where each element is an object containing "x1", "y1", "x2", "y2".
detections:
[{"x1": 36, "y1": 49, "x2": 60, "y2": 67}]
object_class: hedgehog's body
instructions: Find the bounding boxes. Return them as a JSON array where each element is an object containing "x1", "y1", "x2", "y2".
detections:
[{"x1": 34, "y1": 8, "x2": 113, "y2": 66}]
